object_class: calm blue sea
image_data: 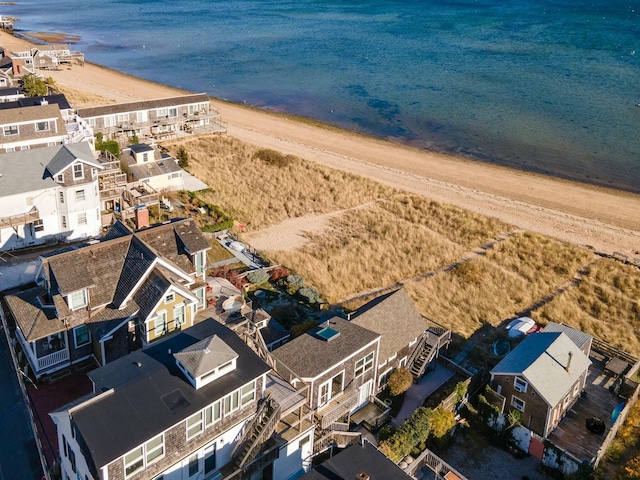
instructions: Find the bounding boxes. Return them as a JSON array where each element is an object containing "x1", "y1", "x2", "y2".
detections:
[{"x1": 6, "y1": 0, "x2": 640, "y2": 191}]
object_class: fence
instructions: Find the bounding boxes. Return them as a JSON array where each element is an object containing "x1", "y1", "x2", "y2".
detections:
[{"x1": 404, "y1": 446, "x2": 469, "y2": 479}]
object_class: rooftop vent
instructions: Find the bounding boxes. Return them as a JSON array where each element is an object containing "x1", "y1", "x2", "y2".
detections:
[{"x1": 356, "y1": 473, "x2": 370, "y2": 480}]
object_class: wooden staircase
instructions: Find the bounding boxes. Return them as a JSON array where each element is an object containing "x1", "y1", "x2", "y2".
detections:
[
  {"x1": 407, "y1": 323, "x2": 452, "y2": 381},
  {"x1": 231, "y1": 395, "x2": 281, "y2": 470}
]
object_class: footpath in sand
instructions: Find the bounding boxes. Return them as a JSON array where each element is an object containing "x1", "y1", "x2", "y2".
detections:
[{"x1": 4, "y1": 30, "x2": 640, "y2": 257}]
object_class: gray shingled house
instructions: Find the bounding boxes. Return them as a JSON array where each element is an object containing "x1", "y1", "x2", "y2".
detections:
[
  {"x1": 4, "y1": 218, "x2": 211, "y2": 379},
  {"x1": 490, "y1": 330, "x2": 592, "y2": 438}
]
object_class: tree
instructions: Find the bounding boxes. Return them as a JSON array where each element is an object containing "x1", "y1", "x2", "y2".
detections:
[
  {"x1": 20, "y1": 73, "x2": 48, "y2": 96},
  {"x1": 298, "y1": 286, "x2": 319, "y2": 304},
  {"x1": 176, "y1": 146, "x2": 189, "y2": 168},
  {"x1": 95, "y1": 132, "x2": 120, "y2": 157},
  {"x1": 428, "y1": 408, "x2": 456, "y2": 438},
  {"x1": 388, "y1": 368, "x2": 413, "y2": 396},
  {"x1": 130, "y1": 132, "x2": 140, "y2": 145}
]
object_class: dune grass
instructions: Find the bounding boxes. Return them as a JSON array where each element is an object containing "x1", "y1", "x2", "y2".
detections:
[
  {"x1": 266, "y1": 204, "x2": 467, "y2": 303},
  {"x1": 532, "y1": 258, "x2": 640, "y2": 356},
  {"x1": 162, "y1": 136, "x2": 398, "y2": 231},
  {"x1": 404, "y1": 232, "x2": 595, "y2": 338}
]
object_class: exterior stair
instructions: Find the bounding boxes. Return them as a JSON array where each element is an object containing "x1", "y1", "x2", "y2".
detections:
[
  {"x1": 231, "y1": 395, "x2": 281, "y2": 470},
  {"x1": 407, "y1": 322, "x2": 452, "y2": 381}
]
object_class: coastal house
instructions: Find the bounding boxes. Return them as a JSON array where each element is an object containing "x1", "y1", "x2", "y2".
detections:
[
  {"x1": 349, "y1": 288, "x2": 451, "y2": 389},
  {"x1": 49, "y1": 319, "x2": 315, "y2": 480},
  {"x1": 120, "y1": 143, "x2": 185, "y2": 192},
  {"x1": 0, "y1": 86, "x2": 24, "y2": 102},
  {"x1": 490, "y1": 330, "x2": 592, "y2": 438},
  {"x1": 3, "y1": 217, "x2": 211, "y2": 378},
  {"x1": 77, "y1": 94, "x2": 226, "y2": 144},
  {"x1": 0, "y1": 142, "x2": 102, "y2": 251},
  {"x1": 271, "y1": 317, "x2": 381, "y2": 431},
  {"x1": 0, "y1": 47, "x2": 35, "y2": 81},
  {"x1": 31, "y1": 44, "x2": 84, "y2": 69}
]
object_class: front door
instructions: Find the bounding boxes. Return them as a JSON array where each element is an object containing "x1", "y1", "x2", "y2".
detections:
[{"x1": 357, "y1": 380, "x2": 372, "y2": 410}]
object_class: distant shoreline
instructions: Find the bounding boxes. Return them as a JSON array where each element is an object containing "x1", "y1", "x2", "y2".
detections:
[{"x1": 2, "y1": 29, "x2": 640, "y2": 255}]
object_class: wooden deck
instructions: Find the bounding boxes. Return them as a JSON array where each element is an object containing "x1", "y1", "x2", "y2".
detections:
[
  {"x1": 547, "y1": 354, "x2": 624, "y2": 463},
  {"x1": 350, "y1": 400, "x2": 389, "y2": 429}
]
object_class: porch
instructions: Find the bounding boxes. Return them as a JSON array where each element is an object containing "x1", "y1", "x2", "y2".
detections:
[
  {"x1": 350, "y1": 396, "x2": 391, "y2": 429},
  {"x1": 316, "y1": 388, "x2": 359, "y2": 430},
  {"x1": 21, "y1": 331, "x2": 70, "y2": 378}
]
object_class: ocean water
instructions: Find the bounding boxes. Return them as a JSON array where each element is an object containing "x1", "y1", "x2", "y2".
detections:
[{"x1": 6, "y1": 0, "x2": 640, "y2": 192}]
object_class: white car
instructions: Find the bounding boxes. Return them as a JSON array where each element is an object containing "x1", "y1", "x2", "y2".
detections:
[{"x1": 506, "y1": 316, "x2": 537, "y2": 338}]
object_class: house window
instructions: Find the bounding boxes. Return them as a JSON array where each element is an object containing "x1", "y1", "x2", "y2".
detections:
[
  {"x1": 33, "y1": 219, "x2": 44, "y2": 232},
  {"x1": 319, "y1": 371, "x2": 344, "y2": 407},
  {"x1": 205, "y1": 400, "x2": 222, "y2": 426},
  {"x1": 223, "y1": 390, "x2": 240, "y2": 414},
  {"x1": 35, "y1": 121, "x2": 50, "y2": 132},
  {"x1": 59, "y1": 191, "x2": 65, "y2": 203},
  {"x1": 511, "y1": 395, "x2": 525, "y2": 412},
  {"x1": 195, "y1": 251, "x2": 205, "y2": 277},
  {"x1": 57, "y1": 174, "x2": 64, "y2": 183},
  {"x1": 145, "y1": 434, "x2": 164, "y2": 465},
  {"x1": 355, "y1": 352, "x2": 374, "y2": 377},
  {"x1": 165, "y1": 293, "x2": 175, "y2": 304},
  {"x1": 3, "y1": 124, "x2": 18, "y2": 136},
  {"x1": 20, "y1": 145, "x2": 29, "y2": 151},
  {"x1": 379, "y1": 368, "x2": 393, "y2": 389},
  {"x1": 573, "y1": 382, "x2": 581, "y2": 397},
  {"x1": 204, "y1": 445, "x2": 216, "y2": 475},
  {"x1": 299, "y1": 435, "x2": 311, "y2": 449},
  {"x1": 73, "y1": 164, "x2": 83, "y2": 180},
  {"x1": 174, "y1": 304, "x2": 185, "y2": 327},
  {"x1": 87, "y1": 118, "x2": 96, "y2": 127},
  {"x1": 61, "y1": 215, "x2": 67, "y2": 229},
  {"x1": 241, "y1": 381, "x2": 255, "y2": 407},
  {"x1": 124, "y1": 446, "x2": 144, "y2": 478},
  {"x1": 157, "y1": 108, "x2": 167, "y2": 116},
  {"x1": 74, "y1": 325, "x2": 90, "y2": 348},
  {"x1": 186, "y1": 411, "x2": 203, "y2": 440},
  {"x1": 398, "y1": 357, "x2": 407, "y2": 368},
  {"x1": 77, "y1": 212, "x2": 87, "y2": 225},
  {"x1": 188, "y1": 454, "x2": 199, "y2": 477},
  {"x1": 75, "y1": 189, "x2": 86, "y2": 202},
  {"x1": 563, "y1": 394, "x2": 571, "y2": 409},
  {"x1": 195, "y1": 288, "x2": 205, "y2": 309},
  {"x1": 69, "y1": 447, "x2": 76, "y2": 473},
  {"x1": 514, "y1": 377, "x2": 528, "y2": 394},
  {"x1": 116, "y1": 113, "x2": 129, "y2": 123},
  {"x1": 168, "y1": 107, "x2": 177, "y2": 118},
  {"x1": 69, "y1": 290, "x2": 87, "y2": 310},
  {"x1": 154, "y1": 311, "x2": 167, "y2": 336}
]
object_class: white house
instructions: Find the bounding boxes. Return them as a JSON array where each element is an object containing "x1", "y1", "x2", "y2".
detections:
[
  {"x1": 0, "y1": 142, "x2": 102, "y2": 250},
  {"x1": 121, "y1": 143, "x2": 185, "y2": 192}
]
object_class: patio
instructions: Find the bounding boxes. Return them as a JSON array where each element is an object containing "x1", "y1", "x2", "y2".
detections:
[{"x1": 547, "y1": 351, "x2": 626, "y2": 464}]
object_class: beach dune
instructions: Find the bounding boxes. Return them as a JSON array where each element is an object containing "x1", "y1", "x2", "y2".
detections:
[{"x1": 2, "y1": 30, "x2": 639, "y2": 257}]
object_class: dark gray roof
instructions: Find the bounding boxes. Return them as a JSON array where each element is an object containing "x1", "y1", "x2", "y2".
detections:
[
  {"x1": 86, "y1": 302, "x2": 139, "y2": 340},
  {"x1": 127, "y1": 143, "x2": 154, "y2": 154},
  {"x1": 76, "y1": 319, "x2": 270, "y2": 469},
  {"x1": 174, "y1": 334, "x2": 238, "y2": 378},
  {"x1": 271, "y1": 317, "x2": 380, "y2": 379},
  {"x1": 131, "y1": 268, "x2": 170, "y2": 320},
  {"x1": 46, "y1": 142, "x2": 101, "y2": 177},
  {"x1": 301, "y1": 441, "x2": 412, "y2": 480},
  {"x1": 77, "y1": 94, "x2": 210, "y2": 118},
  {"x1": 0, "y1": 94, "x2": 71, "y2": 111},
  {"x1": 491, "y1": 332, "x2": 592, "y2": 407},
  {"x1": 101, "y1": 220, "x2": 132, "y2": 241},
  {"x1": 351, "y1": 289, "x2": 427, "y2": 363},
  {"x1": 111, "y1": 236, "x2": 156, "y2": 307},
  {"x1": 542, "y1": 322, "x2": 593, "y2": 351},
  {"x1": 0, "y1": 87, "x2": 22, "y2": 97}
]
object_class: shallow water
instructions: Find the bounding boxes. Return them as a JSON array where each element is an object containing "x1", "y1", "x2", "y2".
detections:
[{"x1": 7, "y1": 0, "x2": 640, "y2": 191}]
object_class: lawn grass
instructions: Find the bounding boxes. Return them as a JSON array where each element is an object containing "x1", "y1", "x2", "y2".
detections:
[
  {"x1": 532, "y1": 258, "x2": 640, "y2": 356},
  {"x1": 162, "y1": 136, "x2": 398, "y2": 231},
  {"x1": 207, "y1": 240, "x2": 235, "y2": 264}
]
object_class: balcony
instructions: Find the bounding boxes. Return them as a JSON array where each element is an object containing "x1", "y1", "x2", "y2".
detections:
[
  {"x1": 317, "y1": 388, "x2": 359, "y2": 430},
  {"x1": 0, "y1": 207, "x2": 39, "y2": 229}
]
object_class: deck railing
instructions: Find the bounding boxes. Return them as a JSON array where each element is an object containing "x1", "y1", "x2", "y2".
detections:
[
  {"x1": 36, "y1": 348, "x2": 69, "y2": 371},
  {"x1": 0, "y1": 207, "x2": 39, "y2": 229},
  {"x1": 404, "y1": 447, "x2": 469, "y2": 479},
  {"x1": 318, "y1": 389, "x2": 358, "y2": 430}
]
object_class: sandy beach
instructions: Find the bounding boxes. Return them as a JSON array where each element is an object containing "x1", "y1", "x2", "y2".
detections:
[{"x1": 3, "y1": 30, "x2": 640, "y2": 257}]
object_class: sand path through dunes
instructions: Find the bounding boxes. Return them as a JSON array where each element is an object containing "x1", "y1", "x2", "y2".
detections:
[{"x1": 5, "y1": 30, "x2": 638, "y2": 256}]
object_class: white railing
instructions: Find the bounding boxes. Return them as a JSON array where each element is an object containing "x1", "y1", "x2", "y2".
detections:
[{"x1": 37, "y1": 348, "x2": 69, "y2": 371}]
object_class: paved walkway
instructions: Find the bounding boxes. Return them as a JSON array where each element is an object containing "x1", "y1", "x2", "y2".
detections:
[
  {"x1": 393, "y1": 363, "x2": 455, "y2": 426},
  {"x1": 214, "y1": 236, "x2": 265, "y2": 270},
  {"x1": 182, "y1": 171, "x2": 209, "y2": 191}
]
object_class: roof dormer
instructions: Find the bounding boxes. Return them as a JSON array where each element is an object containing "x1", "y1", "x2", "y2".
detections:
[{"x1": 173, "y1": 334, "x2": 238, "y2": 389}]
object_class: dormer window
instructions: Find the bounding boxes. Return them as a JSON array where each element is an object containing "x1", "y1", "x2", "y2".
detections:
[
  {"x1": 56, "y1": 174, "x2": 64, "y2": 183},
  {"x1": 164, "y1": 293, "x2": 175, "y2": 304},
  {"x1": 73, "y1": 164, "x2": 83, "y2": 180},
  {"x1": 35, "y1": 121, "x2": 49, "y2": 132},
  {"x1": 174, "y1": 335, "x2": 238, "y2": 389},
  {"x1": 68, "y1": 289, "x2": 88, "y2": 310}
]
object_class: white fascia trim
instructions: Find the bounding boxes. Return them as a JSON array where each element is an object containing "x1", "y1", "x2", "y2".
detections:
[
  {"x1": 142, "y1": 283, "x2": 194, "y2": 325},
  {"x1": 304, "y1": 336, "x2": 381, "y2": 383},
  {"x1": 99, "y1": 312, "x2": 139, "y2": 341},
  {"x1": 119, "y1": 256, "x2": 192, "y2": 307},
  {"x1": 0, "y1": 116, "x2": 59, "y2": 127}
]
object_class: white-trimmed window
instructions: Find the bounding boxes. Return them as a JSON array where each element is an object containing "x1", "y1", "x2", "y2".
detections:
[
  {"x1": 174, "y1": 304, "x2": 185, "y2": 327},
  {"x1": 195, "y1": 288, "x2": 205, "y2": 309},
  {"x1": 224, "y1": 390, "x2": 240, "y2": 414},
  {"x1": 379, "y1": 368, "x2": 393, "y2": 389},
  {"x1": 3, "y1": 124, "x2": 18, "y2": 136},
  {"x1": 399, "y1": 357, "x2": 407, "y2": 368},
  {"x1": 205, "y1": 400, "x2": 222, "y2": 427},
  {"x1": 157, "y1": 107, "x2": 167, "y2": 117},
  {"x1": 168, "y1": 107, "x2": 178, "y2": 118},
  {"x1": 511, "y1": 395, "x2": 525, "y2": 412},
  {"x1": 514, "y1": 377, "x2": 528, "y2": 393},
  {"x1": 573, "y1": 382, "x2": 581, "y2": 397},
  {"x1": 56, "y1": 174, "x2": 64, "y2": 183},
  {"x1": 186, "y1": 411, "x2": 204, "y2": 440},
  {"x1": 77, "y1": 212, "x2": 87, "y2": 225},
  {"x1": 318, "y1": 371, "x2": 344, "y2": 407},
  {"x1": 154, "y1": 311, "x2": 167, "y2": 336},
  {"x1": 165, "y1": 293, "x2": 175, "y2": 304},
  {"x1": 145, "y1": 434, "x2": 164, "y2": 465},
  {"x1": 59, "y1": 191, "x2": 65, "y2": 203},
  {"x1": 75, "y1": 189, "x2": 86, "y2": 202},
  {"x1": 33, "y1": 219, "x2": 44, "y2": 232},
  {"x1": 194, "y1": 251, "x2": 206, "y2": 277},
  {"x1": 188, "y1": 454, "x2": 199, "y2": 477},
  {"x1": 117, "y1": 113, "x2": 129, "y2": 123},
  {"x1": 355, "y1": 352, "x2": 374, "y2": 377},
  {"x1": 123, "y1": 434, "x2": 164, "y2": 479},
  {"x1": 241, "y1": 381, "x2": 255, "y2": 407},
  {"x1": 61, "y1": 215, "x2": 67, "y2": 229},
  {"x1": 73, "y1": 164, "x2": 83, "y2": 180},
  {"x1": 74, "y1": 325, "x2": 90, "y2": 348},
  {"x1": 204, "y1": 444, "x2": 216, "y2": 475},
  {"x1": 124, "y1": 446, "x2": 144, "y2": 478},
  {"x1": 69, "y1": 289, "x2": 87, "y2": 310},
  {"x1": 563, "y1": 394, "x2": 571, "y2": 409},
  {"x1": 36, "y1": 120, "x2": 50, "y2": 132}
]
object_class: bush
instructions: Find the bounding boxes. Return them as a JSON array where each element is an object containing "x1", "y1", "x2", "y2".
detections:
[
  {"x1": 95, "y1": 132, "x2": 120, "y2": 157},
  {"x1": 298, "y1": 286, "x2": 320, "y2": 304},
  {"x1": 177, "y1": 146, "x2": 190, "y2": 168},
  {"x1": 379, "y1": 406, "x2": 433, "y2": 462},
  {"x1": 429, "y1": 408, "x2": 456, "y2": 438},
  {"x1": 388, "y1": 368, "x2": 413, "y2": 397},
  {"x1": 247, "y1": 269, "x2": 270, "y2": 285},
  {"x1": 286, "y1": 275, "x2": 304, "y2": 288},
  {"x1": 378, "y1": 424, "x2": 395, "y2": 442},
  {"x1": 254, "y1": 148, "x2": 291, "y2": 167},
  {"x1": 269, "y1": 266, "x2": 290, "y2": 282}
]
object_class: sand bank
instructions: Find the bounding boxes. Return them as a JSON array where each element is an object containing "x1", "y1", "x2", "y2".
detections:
[{"x1": 2, "y1": 30, "x2": 639, "y2": 256}]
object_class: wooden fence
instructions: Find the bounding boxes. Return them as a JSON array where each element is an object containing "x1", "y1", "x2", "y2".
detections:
[{"x1": 404, "y1": 446, "x2": 469, "y2": 479}]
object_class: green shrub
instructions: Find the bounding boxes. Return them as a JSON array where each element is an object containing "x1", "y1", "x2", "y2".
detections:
[
  {"x1": 429, "y1": 408, "x2": 456, "y2": 438},
  {"x1": 247, "y1": 269, "x2": 270, "y2": 285},
  {"x1": 388, "y1": 368, "x2": 413, "y2": 397},
  {"x1": 298, "y1": 286, "x2": 320, "y2": 304},
  {"x1": 286, "y1": 275, "x2": 304, "y2": 287},
  {"x1": 95, "y1": 132, "x2": 120, "y2": 157},
  {"x1": 378, "y1": 424, "x2": 395, "y2": 442}
]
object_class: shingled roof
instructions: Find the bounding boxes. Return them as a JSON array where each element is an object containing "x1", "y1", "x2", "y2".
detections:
[
  {"x1": 76, "y1": 93, "x2": 210, "y2": 118},
  {"x1": 271, "y1": 317, "x2": 380, "y2": 379},
  {"x1": 174, "y1": 334, "x2": 238, "y2": 378},
  {"x1": 5, "y1": 287, "x2": 65, "y2": 342},
  {"x1": 350, "y1": 289, "x2": 426, "y2": 363}
]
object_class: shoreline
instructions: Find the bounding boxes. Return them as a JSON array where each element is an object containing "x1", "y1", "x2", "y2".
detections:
[{"x1": 2, "y1": 29, "x2": 640, "y2": 255}]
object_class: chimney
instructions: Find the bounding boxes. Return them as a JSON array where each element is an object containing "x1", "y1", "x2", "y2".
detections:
[
  {"x1": 566, "y1": 351, "x2": 573, "y2": 373},
  {"x1": 135, "y1": 207, "x2": 149, "y2": 229}
]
